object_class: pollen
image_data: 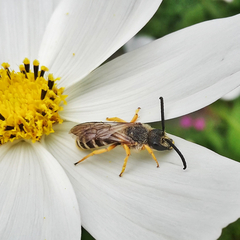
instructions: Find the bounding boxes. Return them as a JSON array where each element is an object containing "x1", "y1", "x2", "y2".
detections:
[{"x1": 0, "y1": 58, "x2": 67, "y2": 144}]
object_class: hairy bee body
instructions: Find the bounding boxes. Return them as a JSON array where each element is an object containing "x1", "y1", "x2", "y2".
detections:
[
  {"x1": 70, "y1": 122, "x2": 154, "y2": 151},
  {"x1": 70, "y1": 97, "x2": 186, "y2": 177}
]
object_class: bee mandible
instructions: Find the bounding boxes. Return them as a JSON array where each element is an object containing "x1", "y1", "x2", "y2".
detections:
[{"x1": 70, "y1": 97, "x2": 187, "y2": 177}]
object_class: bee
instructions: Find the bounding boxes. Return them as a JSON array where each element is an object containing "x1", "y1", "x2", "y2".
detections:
[{"x1": 70, "y1": 97, "x2": 186, "y2": 177}]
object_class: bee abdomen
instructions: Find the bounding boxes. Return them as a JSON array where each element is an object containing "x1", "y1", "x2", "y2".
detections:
[{"x1": 76, "y1": 139, "x2": 111, "y2": 149}]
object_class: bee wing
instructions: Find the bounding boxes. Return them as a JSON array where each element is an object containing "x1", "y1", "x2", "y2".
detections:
[{"x1": 70, "y1": 122, "x2": 136, "y2": 145}]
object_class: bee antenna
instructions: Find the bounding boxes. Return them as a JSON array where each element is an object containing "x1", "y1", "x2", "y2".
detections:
[
  {"x1": 159, "y1": 97, "x2": 165, "y2": 133},
  {"x1": 164, "y1": 138, "x2": 187, "y2": 170}
]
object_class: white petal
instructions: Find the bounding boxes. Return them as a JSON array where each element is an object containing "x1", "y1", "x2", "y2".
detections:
[
  {"x1": 0, "y1": 0, "x2": 60, "y2": 67},
  {"x1": 0, "y1": 141, "x2": 81, "y2": 240},
  {"x1": 221, "y1": 86, "x2": 240, "y2": 100},
  {"x1": 38, "y1": 0, "x2": 162, "y2": 88},
  {"x1": 44, "y1": 122, "x2": 240, "y2": 240},
  {"x1": 123, "y1": 35, "x2": 155, "y2": 52},
  {"x1": 63, "y1": 14, "x2": 240, "y2": 123}
]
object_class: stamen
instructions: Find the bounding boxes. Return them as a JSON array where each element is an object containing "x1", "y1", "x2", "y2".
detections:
[
  {"x1": 40, "y1": 66, "x2": 48, "y2": 78},
  {"x1": 41, "y1": 89, "x2": 47, "y2": 100},
  {"x1": 0, "y1": 59, "x2": 67, "y2": 144},
  {"x1": 5, "y1": 126, "x2": 14, "y2": 131},
  {"x1": 19, "y1": 64, "x2": 28, "y2": 78},
  {"x1": 23, "y1": 58, "x2": 30, "y2": 73},
  {"x1": 33, "y1": 59, "x2": 39, "y2": 80},
  {"x1": 48, "y1": 73, "x2": 54, "y2": 90},
  {"x1": 19, "y1": 123, "x2": 25, "y2": 132},
  {"x1": 1, "y1": 62, "x2": 10, "y2": 69},
  {"x1": 2, "y1": 63, "x2": 11, "y2": 79},
  {"x1": 0, "y1": 114, "x2": 5, "y2": 121}
]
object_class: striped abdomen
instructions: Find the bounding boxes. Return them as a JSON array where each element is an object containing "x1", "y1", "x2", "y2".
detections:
[{"x1": 76, "y1": 138, "x2": 115, "y2": 150}]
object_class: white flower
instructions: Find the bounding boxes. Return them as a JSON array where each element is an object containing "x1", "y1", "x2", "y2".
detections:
[
  {"x1": 124, "y1": 35, "x2": 155, "y2": 52},
  {"x1": 1, "y1": 0, "x2": 240, "y2": 240},
  {"x1": 222, "y1": 86, "x2": 240, "y2": 100}
]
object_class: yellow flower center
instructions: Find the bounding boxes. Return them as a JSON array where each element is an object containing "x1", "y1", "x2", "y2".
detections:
[{"x1": 0, "y1": 58, "x2": 67, "y2": 144}]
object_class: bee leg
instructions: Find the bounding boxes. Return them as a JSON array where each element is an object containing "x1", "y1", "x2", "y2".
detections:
[
  {"x1": 130, "y1": 107, "x2": 141, "y2": 123},
  {"x1": 106, "y1": 117, "x2": 126, "y2": 122},
  {"x1": 119, "y1": 144, "x2": 131, "y2": 177},
  {"x1": 143, "y1": 144, "x2": 160, "y2": 168},
  {"x1": 107, "y1": 107, "x2": 141, "y2": 123},
  {"x1": 74, "y1": 144, "x2": 118, "y2": 165}
]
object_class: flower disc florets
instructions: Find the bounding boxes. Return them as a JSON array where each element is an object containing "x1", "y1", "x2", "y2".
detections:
[{"x1": 0, "y1": 58, "x2": 67, "y2": 144}]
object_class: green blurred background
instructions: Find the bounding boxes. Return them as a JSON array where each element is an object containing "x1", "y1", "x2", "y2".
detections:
[{"x1": 82, "y1": 0, "x2": 240, "y2": 239}]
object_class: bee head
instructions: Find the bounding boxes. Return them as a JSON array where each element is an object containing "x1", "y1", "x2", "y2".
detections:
[
  {"x1": 148, "y1": 129, "x2": 173, "y2": 151},
  {"x1": 147, "y1": 97, "x2": 187, "y2": 170}
]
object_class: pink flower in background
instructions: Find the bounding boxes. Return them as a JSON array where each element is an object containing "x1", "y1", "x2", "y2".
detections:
[
  {"x1": 180, "y1": 115, "x2": 193, "y2": 128},
  {"x1": 194, "y1": 117, "x2": 206, "y2": 131},
  {"x1": 180, "y1": 116, "x2": 206, "y2": 131}
]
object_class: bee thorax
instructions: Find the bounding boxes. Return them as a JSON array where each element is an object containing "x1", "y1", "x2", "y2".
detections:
[{"x1": 125, "y1": 124, "x2": 148, "y2": 145}]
